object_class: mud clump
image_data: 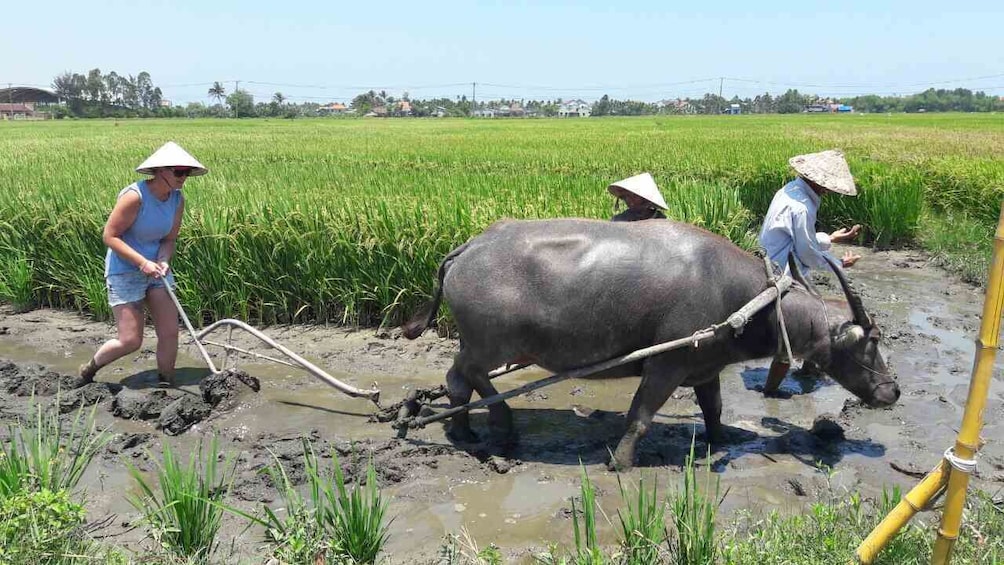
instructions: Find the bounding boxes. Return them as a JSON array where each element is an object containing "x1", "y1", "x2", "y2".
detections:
[
  {"x1": 59, "y1": 382, "x2": 120, "y2": 413},
  {"x1": 200, "y1": 369, "x2": 260, "y2": 409},
  {"x1": 106, "y1": 369, "x2": 261, "y2": 435},
  {"x1": 0, "y1": 360, "x2": 80, "y2": 396},
  {"x1": 105, "y1": 432, "x2": 153, "y2": 458},
  {"x1": 113, "y1": 389, "x2": 181, "y2": 420},
  {"x1": 810, "y1": 414, "x2": 846, "y2": 442},
  {"x1": 158, "y1": 396, "x2": 212, "y2": 435}
]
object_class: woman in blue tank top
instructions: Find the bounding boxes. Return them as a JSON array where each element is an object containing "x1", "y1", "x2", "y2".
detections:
[{"x1": 79, "y1": 142, "x2": 208, "y2": 387}]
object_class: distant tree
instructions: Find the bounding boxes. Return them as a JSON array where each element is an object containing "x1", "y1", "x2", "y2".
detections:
[
  {"x1": 272, "y1": 92, "x2": 286, "y2": 105},
  {"x1": 52, "y1": 72, "x2": 82, "y2": 101},
  {"x1": 136, "y1": 72, "x2": 155, "y2": 109},
  {"x1": 208, "y1": 82, "x2": 226, "y2": 107},
  {"x1": 85, "y1": 68, "x2": 103, "y2": 102},
  {"x1": 776, "y1": 89, "x2": 805, "y2": 114},
  {"x1": 592, "y1": 94, "x2": 612, "y2": 116},
  {"x1": 226, "y1": 89, "x2": 255, "y2": 118}
]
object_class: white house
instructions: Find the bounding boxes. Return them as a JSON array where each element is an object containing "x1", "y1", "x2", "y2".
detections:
[{"x1": 557, "y1": 99, "x2": 591, "y2": 117}]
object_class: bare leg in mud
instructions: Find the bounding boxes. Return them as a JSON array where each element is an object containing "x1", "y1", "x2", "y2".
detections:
[
  {"x1": 81, "y1": 302, "x2": 144, "y2": 382},
  {"x1": 146, "y1": 287, "x2": 179, "y2": 385}
]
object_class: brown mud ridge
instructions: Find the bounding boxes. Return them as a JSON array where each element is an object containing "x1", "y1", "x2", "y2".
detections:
[
  {"x1": 0, "y1": 357, "x2": 521, "y2": 492},
  {"x1": 0, "y1": 361, "x2": 260, "y2": 435}
]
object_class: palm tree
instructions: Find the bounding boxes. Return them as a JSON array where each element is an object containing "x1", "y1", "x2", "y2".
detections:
[
  {"x1": 208, "y1": 82, "x2": 226, "y2": 106},
  {"x1": 272, "y1": 92, "x2": 286, "y2": 105}
]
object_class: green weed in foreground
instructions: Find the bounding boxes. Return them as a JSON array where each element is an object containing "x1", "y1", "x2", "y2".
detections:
[
  {"x1": 439, "y1": 527, "x2": 505, "y2": 565},
  {"x1": 0, "y1": 402, "x2": 118, "y2": 564},
  {"x1": 615, "y1": 473, "x2": 667, "y2": 564},
  {"x1": 0, "y1": 488, "x2": 88, "y2": 563},
  {"x1": 668, "y1": 441, "x2": 720, "y2": 565},
  {"x1": 0, "y1": 401, "x2": 111, "y2": 499},
  {"x1": 126, "y1": 437, "x2": 236, "y2": 562},
  {"x1": 253, "y1": 438, "x2": 390, "y2": 564},
  {"x1": 722, "y1": 486, "x2": 1004, "y2": 564}
]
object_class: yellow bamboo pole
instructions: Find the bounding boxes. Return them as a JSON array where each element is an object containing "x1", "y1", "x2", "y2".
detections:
[
  {"x1": 931, "y1": 202, "x2": 1004, "y2": 564},
  {"x1": 854, "y1": 202, "x2": 1004, "y2": 564},
  {"x1": 855, "y1": 460, "x2": 949, "y2": 563}
]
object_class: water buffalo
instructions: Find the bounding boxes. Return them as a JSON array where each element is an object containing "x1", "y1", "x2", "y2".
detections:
[{"x1": 403, "y1": 218, "x2": 899, "y2": 470}]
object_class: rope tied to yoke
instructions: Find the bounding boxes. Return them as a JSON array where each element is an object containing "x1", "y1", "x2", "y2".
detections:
[
  {"x1": 767, "y1": 254, "x2": 795, "y2": 365},
  {"x1": 725, "y1": 251, "x2": 795, "y2": 365}
]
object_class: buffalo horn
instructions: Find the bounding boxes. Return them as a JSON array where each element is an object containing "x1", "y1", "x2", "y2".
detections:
[
  {"x1": 787, "y1": 253, "x2": 820, "y2": 298},
  {"x1": 822, "y1": 254, "x2": 872, "y2": 329}
]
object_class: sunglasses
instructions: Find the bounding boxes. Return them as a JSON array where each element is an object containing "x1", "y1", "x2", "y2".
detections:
[{"x1": 170, "y1": 168, "x2": 194, "y2": 178}]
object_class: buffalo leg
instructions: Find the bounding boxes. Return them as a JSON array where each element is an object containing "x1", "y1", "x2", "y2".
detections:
[
  {"x1": 445, "y1": 363, "x2": 479, "y2": 443},
  {"x1": 610, "y1": 364, "x2": 681, "y2": 471},
  {"x1": 467, "y1": 370, "x2": 515, "y2": 443},
  {"x1": 762, "y1": 357, "x2": 790, "y2": 396},
  {"x1": 694, "y1": 376, "x2": 725, "y2": 444}
]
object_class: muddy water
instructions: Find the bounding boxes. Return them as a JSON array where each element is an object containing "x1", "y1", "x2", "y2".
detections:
[{"x1": 1, "y1": 245, "x2": 1003, "y2": 562}]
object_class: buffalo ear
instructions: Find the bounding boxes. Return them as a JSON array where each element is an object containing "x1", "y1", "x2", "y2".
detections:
[{"x1": 834, "y1": 324, "x2": 866, "y2": 349}]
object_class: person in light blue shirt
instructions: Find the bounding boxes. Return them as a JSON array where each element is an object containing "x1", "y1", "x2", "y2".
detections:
[
  {"x1": 78, "y1": 142, "x2": 208, "y2": 387},
  {"x1": 759, "y1": 150, "x2": 862, "y2": 275},
  {"x1": 758, "y1": 149, "x2": 862, "y2": 395}
]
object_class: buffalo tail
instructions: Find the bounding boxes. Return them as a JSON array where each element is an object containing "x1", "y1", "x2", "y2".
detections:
[{"x1": 401, "y1": 241, "x2": 470, "y2": 339}]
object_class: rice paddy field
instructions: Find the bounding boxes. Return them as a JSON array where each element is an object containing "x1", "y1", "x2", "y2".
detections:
[{"x1": 1, "y1": 114, "x2": 1002, "y2": 327}]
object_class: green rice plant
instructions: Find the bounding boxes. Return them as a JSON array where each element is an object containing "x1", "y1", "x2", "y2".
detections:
[
  {"x1": 569, "y1": 463, "x2": 607, "y2": 565},
  {"x1": 0, "y1": 237, "x2": 34, "y2": 312},
  {"x1": 251, "y1": 438, "x2": 390, "y2": 564},
  {"x1": 253, "y1": 439, "x2": 338, "y2": 563},
  {"x1": 667, "y1": 438, "x2": 720, "y2": 565},
  {"x1": 1, "y1": 114, "x2": 1001, "y2": 327},
  {"x1": 0, "y1": 401, "x2": 111, "y2": 499},
  {"x1": 615, "y1": 472, "x2": 667, "y2": 564},
  {"x1": 126, "y1": 437, "x2": 236, "y2": 562},
  {"x1": 919, "y1": 210, "x2": 995, "y2": 286},
  {"x1": 663, "y1": 179, "x2": 758, "y2": 250}
]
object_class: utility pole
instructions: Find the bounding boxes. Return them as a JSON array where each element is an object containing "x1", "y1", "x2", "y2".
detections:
[
  {"x1": 718, "y1": 77, "x2": 724, "y2": 115},
  {"x1": 234, "y1": 80, "x2": 240, "y2": 118},
  {"x1": 472, "y1": 82, "x2": 477, "y2": 115},
  {"x1": 7, "y1": 83, "x2": 12, "y2": 120}
]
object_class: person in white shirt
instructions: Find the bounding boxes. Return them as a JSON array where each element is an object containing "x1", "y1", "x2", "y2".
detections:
[
  {"x1": 758, "y1": 149, "x2": 862, "y2": 395},
  {"x1": 759, "y1": 149, "x2": 862, "y2": 275}
]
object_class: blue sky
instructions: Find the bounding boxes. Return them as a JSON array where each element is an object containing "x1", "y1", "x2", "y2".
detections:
[{"x1": 3, "y1": 0, "x2": 1002, "y2": 105}]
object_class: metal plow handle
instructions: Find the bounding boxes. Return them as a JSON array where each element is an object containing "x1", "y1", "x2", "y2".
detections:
[{"x1": 196, "y1": 319, "x2": 381, "y2": 405}]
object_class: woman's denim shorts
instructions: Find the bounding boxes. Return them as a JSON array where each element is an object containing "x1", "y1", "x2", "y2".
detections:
[{"x1": 106, "y1": 271, "x2": 176, "y2": 307}]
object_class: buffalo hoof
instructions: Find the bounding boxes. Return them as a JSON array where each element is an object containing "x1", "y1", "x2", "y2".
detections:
[
  {"x1": 706, "y1": 425, "x2": 756, "y2": 447},
  {"x1": 606, "y1": 455, "x2": 633, "y2": 473},
  {"x1": 705, "y1": 428, "x2": 730, "y2": 447},
  {"x1": 446, "y1": 425, "x2": 480, "y2": 444},
  {"x1": 486, "y1": 427, "x2": 519, "y2": 449},
  {"x1": 761, "y1": 388, "x2": 793, "y2": 399}
]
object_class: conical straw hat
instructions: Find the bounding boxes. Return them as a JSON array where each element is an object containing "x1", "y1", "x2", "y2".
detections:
[
  {"x1": 135, "y1": 141, "x2": 208, "y2": 176},
  {"x1": 607, "y1": 172, "x2": 668, "y2": 210},
  {"x1": 788, "y1": 149, "x2": 855, "y2": 196}
]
